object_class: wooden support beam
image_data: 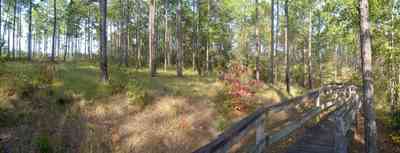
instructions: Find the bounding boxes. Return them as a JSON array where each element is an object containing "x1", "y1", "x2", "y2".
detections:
[{"x1": 255, "y1": 113, "x2": 267, "y2": 153}]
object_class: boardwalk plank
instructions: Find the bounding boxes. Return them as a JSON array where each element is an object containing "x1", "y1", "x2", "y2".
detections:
[{"x1": 286, "y1": 120, "x2": 337, "y2": 153}]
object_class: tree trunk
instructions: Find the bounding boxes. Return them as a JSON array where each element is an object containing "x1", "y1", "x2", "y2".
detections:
[
  {"x1": 318, "y1": 12, "x2": 322, "y2": 85},
  {"x1": 270, "y1": 0, "x2": 275, "y2": 83},
  {"x1": 307, "y1": 7, "x2": 312, "y2": 89},
  {"x1": 51, "y1": 0, "x2": 57, "y2": 61},
  {"x1": 164, "y1": 0, "x2": 169, "y2": 72},
  {"x1": 0, "y1": 0, "x2": 2, "y2": 57},
  {"x1": 255, "y1": 0, "x2": 260, "y2": 81},
  {"x1": 285, "y1": 0, "x2": 290, "y2": 93},
  {"x1": 275, "y1": 0, "x2": 280, "y2": 82},
  {"x1": 206, "y1": 0, "x2": 210, "y2": 75},
  {"x1": 359, "y1": 0, "x2": 377, "y2": 152},
  {"x1": 192, "y1": 0, "x2": 197, "y2": 71},
  {"x1": 119, "y1": 0, "x2": 128, "y2": 67},
  {"x1": 389, "y1": 0, "x2": 396, "y2": 117},
  {"x1": 17, "y1": 7, "x2": 21, "y2": 57},
  {"x1": 99, "y1": 0, "x2": 109, "y2": 82},
  {"x1": 176, "y1": 0, "x2": 183, "y2": 77},
  {"x1": 12, "y1": 0, "x2": 17, "y2": 59},
  {"x1": 149, "y1": 0, "x2": 156, "y2": 76},
  {"x1": 303, "y1": 46, "x2": 306, "y2": 87},
  {"x1": 7, "y1": 23, "x2": 10, "y2": 57},
  {"x1": 196, "y1": 0, "x2": 202, "y2": 75},
  {"x1": 124, "y1": 0, "x2": 129, "y2": 66},
  {"x1": 64, "y1": 34, "x2": 68, "y2": 61}
]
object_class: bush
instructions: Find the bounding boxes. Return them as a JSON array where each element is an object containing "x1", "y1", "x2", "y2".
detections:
[
  {"x1": 218, "y1": 63, "x2": 261, "y2": 113},
  {"x1": 37, "y1": 63, "x2": 56, "y2": 86},
  {"x1": 33, "y1": 135, "x2": 53, "y2": 153},
  {"x1": 109, "y1": 79, "x2": 127, "y2": 95},
  {"x1": 127, "y1": 90, "x2": 154, "y2": 108},
  {"x1": 15, "y1": 72, "x2": 39, "y2": 100},
  {"x1": 214, "y1": 87, "x2": 233, "y2": 116},
  {"x1": 390, "y1": 132, "x2": 400, "y2": 145},
  {"x1": 214, "y1": 115, "x2": 229, "y2": 131},
  {"x1": 391, "y1": 111, "x2": 400, "y2": 130}
]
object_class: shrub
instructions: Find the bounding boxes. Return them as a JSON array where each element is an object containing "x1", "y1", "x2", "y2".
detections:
[
  {"x1": 37, "y1": 63, "x2": 56, "y2": 86},
  {"x1": 127, "y1": 90, "x2": 154, "y2": 108},
  {"x1": 218, "y1": 63, "x2": 261, "y2": 113},
  {"x1": 33, "y1": 135, "x2": 53, "y2": 153},
  {"x1": 391, "y1": 111, "x2": 400, "y2": 130},
  {"x1": 109, "y1": 79, "x2": 127, "y2": 95},
  {"x1": 15, "y1": 72, "x2": 39, "y2": 100},
  {"x1": 214, "y1": 87, "x2": 233, "y2": 116},
  {"x1": 214, "y1": 115, "x2": 229, "y2": 131}
]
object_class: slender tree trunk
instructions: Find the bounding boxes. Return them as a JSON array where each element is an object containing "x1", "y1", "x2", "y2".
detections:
[
  {"x1": 164, "y1": 0, "x2": 169, "y2": 72},
  {"x1": 33, "y1": 33, "x2": 36, "y2": 57},
  {"x1": 359, "y1": 0, "x2": 377, "y2": 152},
  {"x1": 334, "y1": 44, "x2": 338, "y2": 81},
  {"x1": 57, "y1": 28, "x2": 60, "y2": 57},
  {"x1": 270, "y1": 0, "x2": 275, "y2": 83},
  {"x1": 7, "y1": 23, "x2": 10, "y2": 57},
  {"x1": 149, "y1": 0, "x2": 156, "y2": 76},
  {"x1": 64, "y1": 34, "x2": 68, "y2": 61},
  {"x1": 275, "y1": 0, "x2": 280, "y2": 82},
  {"x1": 99, "y1": 0, "x2": 109, "y2": 82},
  {"x1": 119, "y1": 0, "x2": 128, "y2": 67},
  {"x1": 176, "y1": 0, "x2": 183, "y2": 77},
  {"x1": 318, "y1": 11, "x2": 322, "y2": 85},
  {"x1": 135, "y1": 17, "x2": 141, "y2": 68},
  {"x1": 17, "y1": 7, "x2": 21, "y2": 57},
  {"x1": 84, "y1": 18, "x2": 88, "y2": 57},
  {"x1": 196, "y1": 0, "x2": 202, "y2": 75},
  {"x1": 0, "y1": 0, "x2": 2, "y2": 57},
  {"x1": 307, "y1": 7, "x2": 312, "y2": 89},
  {"x1": 285, "y1": 0, "x2": 290, "y2": 93},
  {"x1": 28, "y1": 0, "x2": 33, "y2": 61},
  {"x1": 206, "y1": 0, "x2": 210, "y2": 75},
  {"x1": 389, "y1": 0, "x2": 396, "y2": 117},
  {"x1": 192, "y1": 0, "x2": 197, "y2": 71},
  {"x1": 51, "y1": 0, "x2": 57, "y2": 61},
  {"x1": 255, "y1": 0, "x2": 260, "y2": 81},
  {"x1": 12, "y1": 0, "x2": 17, "y2": 59},
  {"x1": 303, "y1": 46, "x2": 307, "y2": 87},
  {"x1": 124, "y1": 0, "x2": 129, "y2": 66},
  {"x1": 88, "y1": 15, "x2": 92, "y2": 60}
]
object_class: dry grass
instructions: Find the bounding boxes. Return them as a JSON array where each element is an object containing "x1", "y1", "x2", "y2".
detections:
[{"x1": 0, "y1": 62, "x2": 307, "y2": 153}]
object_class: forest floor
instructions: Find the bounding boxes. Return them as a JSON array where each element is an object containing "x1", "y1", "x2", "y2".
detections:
[
  {"x1": 350, "y1": 111, "x2": 400, "y2": 153},
  {"x1": 0, "y1": 61, "x2": 307, "y2": 153},
  {"x1": 2, "y1": 61, "x2": 396, "y2": 153}
]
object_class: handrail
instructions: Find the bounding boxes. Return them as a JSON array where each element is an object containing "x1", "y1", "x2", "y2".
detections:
[{"x1": 192, "y1": 85, "x2": 359, "y2": 153}]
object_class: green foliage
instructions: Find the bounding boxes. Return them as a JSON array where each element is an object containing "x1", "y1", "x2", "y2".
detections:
[
  {"x1": 214, "y1": 114, "x2": 230, "y2": 132},
  {"x1": 127, "y1": 90, "x2": 154, "y2": 108},
  {"x1": 33, "y1": 135, "x2": 53, "y2": 153},
  {"x1": 214, "y1": 86, "x2": 233, "y2": 116},
  {"x1": 390, "y1": 132, "x2": 400, "y2": 145},
  {"x1": 126, "y1": 77, "x2": 156, "y2": 108},
  {"x1": 391, "y1": 111, "x2": 400, "y2": 130}
]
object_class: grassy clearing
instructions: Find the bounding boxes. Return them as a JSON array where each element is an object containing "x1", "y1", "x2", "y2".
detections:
[{"x1": 0, "y1": 61, "x2": 305, "y2": 153}]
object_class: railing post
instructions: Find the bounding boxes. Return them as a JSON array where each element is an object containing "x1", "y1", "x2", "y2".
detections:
[
  {"x1": 316, "y1": 92, "x2": 321, "y2": 108},
  {"x1": 334, "y1": 114, "x2": 347, "y2": 153},
  {"x1": 255, "y1": 111, "x2": 267, "y2": 153}
]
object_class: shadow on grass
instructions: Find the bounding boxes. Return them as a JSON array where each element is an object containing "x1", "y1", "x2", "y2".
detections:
[{"x1": 0, "y1": 86, "x2": 113, "y2": 153}]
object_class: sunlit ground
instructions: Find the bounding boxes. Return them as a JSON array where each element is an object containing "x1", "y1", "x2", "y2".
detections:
[{"x1": 0, "y1": 61, "x2": 307, "y2": 153}]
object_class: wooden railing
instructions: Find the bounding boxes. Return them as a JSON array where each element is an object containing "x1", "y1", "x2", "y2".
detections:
[{"x1": 193, "y1": 85, "x2": 360, "y2": 153}]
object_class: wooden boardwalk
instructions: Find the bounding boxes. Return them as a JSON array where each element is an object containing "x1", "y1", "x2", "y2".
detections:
[
  {"x1": 286, "y1": 119, "x2": 336, "y2": 153},
  {"x1": 192, "y1": 85, "x2": 360, "y2": 153}
]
